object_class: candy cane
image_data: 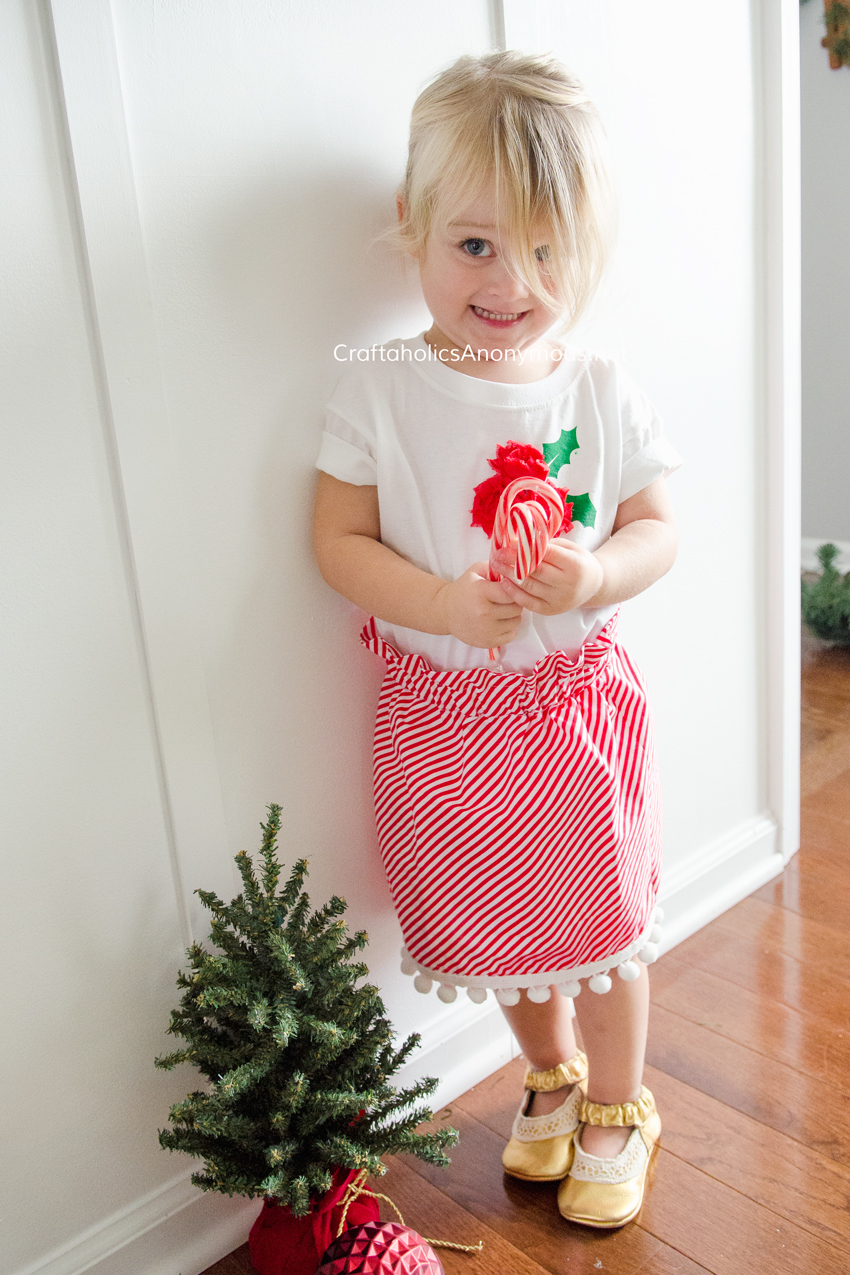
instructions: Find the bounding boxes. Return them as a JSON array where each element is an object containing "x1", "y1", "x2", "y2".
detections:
[{"x1": 487, "y1": 477, "x2": 565, "y2": 661}]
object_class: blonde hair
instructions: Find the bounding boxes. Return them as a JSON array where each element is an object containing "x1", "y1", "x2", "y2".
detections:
[{"x1": 395, "y1": 51, "x2": 617, "y2": 330}]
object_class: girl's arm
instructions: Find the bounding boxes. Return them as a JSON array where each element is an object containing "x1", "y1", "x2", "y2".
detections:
[
  {"x1": 494, "y1": 477, "x2": 678, "y2": 615},
  {"x1": 313, "y1": 472, "x2": 523, "y2": 649}
]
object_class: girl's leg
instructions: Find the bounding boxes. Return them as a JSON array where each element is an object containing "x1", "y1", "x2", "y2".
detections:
[
  {"x1": 498, "y1": 991, "x2": 579, "y2": 1115},
  {"x1": 572, "y1": 961, "x2": 650, "y2": 1158}
]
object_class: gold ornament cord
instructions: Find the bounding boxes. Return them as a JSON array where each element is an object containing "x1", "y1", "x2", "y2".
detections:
[{"x1": 336, "y1": 1169, "x2": 484, "y2": 1254}]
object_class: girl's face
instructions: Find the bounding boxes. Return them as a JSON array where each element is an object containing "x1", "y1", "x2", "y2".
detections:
[{"x1": 411, "y1": 184, "x2": 564, "y2": 381}]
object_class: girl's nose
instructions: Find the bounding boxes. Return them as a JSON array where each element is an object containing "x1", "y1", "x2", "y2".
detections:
[{"x1": 484, "y1": 256, "x2": 530, "y2": 304}]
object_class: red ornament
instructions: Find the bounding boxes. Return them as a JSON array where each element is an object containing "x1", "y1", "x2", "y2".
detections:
[
  {"x1": 316, "y1": 1222, "x2": 444, "y2": 1275},
  {"x1": 248, "y1": 1168, "x2": 380, "y2": 1275}
]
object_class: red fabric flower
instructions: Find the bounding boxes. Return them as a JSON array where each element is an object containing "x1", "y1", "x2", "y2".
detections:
[
  {"x1": 471, "y1": 441, "x2": 573, "y2": 537},
  {"x1": 489, "y1": 441, "x2": 550, "y2": 483},
  {"x1": 558, "y1": 495, "x2": 574, "y2": 536},
  {"x1": 470, "y1": 474, "x2": 505, "y2": 537}
]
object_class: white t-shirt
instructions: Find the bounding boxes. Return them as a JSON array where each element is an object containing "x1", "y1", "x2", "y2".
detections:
[{"x1": 317, "y1": 333, "x2": 683, "y2": 672}]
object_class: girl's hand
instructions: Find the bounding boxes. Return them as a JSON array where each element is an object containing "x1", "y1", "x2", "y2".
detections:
[
  {"x1": 435, "y1": 563, "x2": 524, "y2": 648},
  {"x1": 492, "y1": 540, "x2": 604, "y2": 616}
]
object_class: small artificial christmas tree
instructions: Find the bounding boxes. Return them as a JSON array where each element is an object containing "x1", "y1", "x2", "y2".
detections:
[
  {"x1": 802, "y1": 543, "x2": 850, "y2": 644},
  {"x1": 156, "y1": 805, "x2": 457, "y2": 1219}
]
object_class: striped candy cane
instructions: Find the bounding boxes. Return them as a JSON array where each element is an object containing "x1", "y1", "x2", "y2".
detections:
[{"x1": 487, "y1": 477, "x2": 566, "y2": 662}]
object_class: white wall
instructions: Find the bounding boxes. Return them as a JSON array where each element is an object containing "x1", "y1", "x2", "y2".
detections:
[
  {"x1": 800, "y1": 1, "x2": 850, "y2": 541},
  {"x1": 1, "y1": 3, "x2": 797, "y2": 1274},
  {"x1": 0, "y1": 5, "x2": 251, "y2": 1273}
]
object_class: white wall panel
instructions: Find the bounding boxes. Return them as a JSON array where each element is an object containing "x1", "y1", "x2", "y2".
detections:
[
  {"x1": 530, "y1": 2, "x2": 762, "y2": 864},
  {"x1": 0, "y1": 2, "x2": 193, "y2": 1270},
  {"x1": 108, "y1": 0, "x2": 496, "y2": 1049}
]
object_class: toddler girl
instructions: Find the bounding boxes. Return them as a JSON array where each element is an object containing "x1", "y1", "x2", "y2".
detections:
[{"x1": 313, "y1": 51, "x2": 681, "y2": 1229}]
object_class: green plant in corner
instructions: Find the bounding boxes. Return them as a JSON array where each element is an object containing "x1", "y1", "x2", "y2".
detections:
[
  {"x1": 801, "y1": 543, "x2": 850, "y2": 643},
  {"x1": 155, "y1": 805, "x2": 457, "y2": 1215},
  {"x1": 801, "y1": 0, "x2": 850, "y2": 69}
]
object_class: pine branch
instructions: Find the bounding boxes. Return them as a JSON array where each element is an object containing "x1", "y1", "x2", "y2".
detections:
[
  {"x1": 259, "y1": 804, "x2": 283, "y2": 897},
  {"x1": 279, "y1": 857, "x2": 309, "y2": 911}
]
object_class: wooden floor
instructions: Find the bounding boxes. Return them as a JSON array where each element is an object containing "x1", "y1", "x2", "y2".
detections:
[{"x1": 204, "y1": 636, "x2": 850, "y2": 1275}]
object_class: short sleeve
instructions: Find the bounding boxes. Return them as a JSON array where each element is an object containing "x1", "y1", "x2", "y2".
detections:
[
  {"x1": 316, "y1": 409, "x2": 377, "y2": 486},
  {"x1": 617, "y1": 367, "x2": 684, "y2": 502}
]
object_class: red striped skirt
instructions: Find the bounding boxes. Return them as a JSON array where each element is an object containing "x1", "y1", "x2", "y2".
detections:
[{"x1": 362, "y1": 612, "x2": 663, "y2": 1004}]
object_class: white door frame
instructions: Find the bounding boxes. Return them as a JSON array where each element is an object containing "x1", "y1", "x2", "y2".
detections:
[{"x1": 758, "y1": 0, "x2": 802, "y2": 863}]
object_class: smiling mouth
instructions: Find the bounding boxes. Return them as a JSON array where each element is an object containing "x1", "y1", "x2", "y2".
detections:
[{"x1": 471, "y1": 306, "x2": 528, "y2": 323}]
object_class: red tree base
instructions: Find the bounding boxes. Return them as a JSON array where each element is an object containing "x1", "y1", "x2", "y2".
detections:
[{"x1": 248, "y1": 1168, "x2": 380, "y2": 1275}]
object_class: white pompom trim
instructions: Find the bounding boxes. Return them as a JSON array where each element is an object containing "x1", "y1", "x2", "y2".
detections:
[
  {"x1": 398, "y1": 909, "x2": 663, "y2": 1000},
  {"x1": 494, "y1": 988, "x2": 521, "y2": 1006},
  {"x1": 527, "y1": 985, "x2": 551, "y2": 1003},
  {"x1": 617, "y1": 960, "x2": 641, "y2": 982}
]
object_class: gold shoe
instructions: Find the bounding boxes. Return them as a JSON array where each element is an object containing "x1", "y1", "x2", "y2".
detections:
[
  {"x1": 557, "y1": 1086, "x2": 661, "y2": 1227},
  {"x1": 501, "y1": 1053, "x2": 588, "y2": 1182}
]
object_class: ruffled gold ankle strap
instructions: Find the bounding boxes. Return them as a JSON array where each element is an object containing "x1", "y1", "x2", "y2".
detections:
[
  {"x1": 524, "y1": 1051, "x2": 588, "y2": 1092},
  {"x1": 580, "y1": 1085, "x2": 655, "y2": 1127}
]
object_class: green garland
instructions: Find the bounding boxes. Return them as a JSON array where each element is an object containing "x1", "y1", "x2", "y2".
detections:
[
  {"x1": 802, "y1": 0, "x2": 850, "y2": 70},
  {"x1": 825, "y1": 2, "x2": 850, "y2": 66},
  {"x1": 801, "y1": 543, "x2": 850, "y2": 643},
  {"x1": 155, "y1": 805, "x2": 457, "y2": 1214}
]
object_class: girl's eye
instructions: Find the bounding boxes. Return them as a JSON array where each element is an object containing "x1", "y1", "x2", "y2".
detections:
[
  {"x1": 460, "y1": 238, "x2": 492, "y2": 258},
  {"x1": 535, "y1": 245, "x2": 551, "y2": 262}
]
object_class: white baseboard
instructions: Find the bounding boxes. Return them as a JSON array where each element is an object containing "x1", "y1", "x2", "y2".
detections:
[
  {"x1": 657, "y1": 813, "x2": 783, "y2": 949},
  {"x1": 14, "y1": 1171, "x2": 257, "y2": 1275},
  {"x1": 802, "y1": 536, "x2": 850, "y2": 571},
  {"x1": 31, "y1": 813, "x2": 786, "y2": 1275},
  {"x1": 393, "y1": 990, "x2": 518, "y2": 1112}
]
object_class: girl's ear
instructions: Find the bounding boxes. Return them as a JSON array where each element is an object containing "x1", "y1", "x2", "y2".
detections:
[{"x1": 396, "y1": 194, "x2": 420, "y2": 261}]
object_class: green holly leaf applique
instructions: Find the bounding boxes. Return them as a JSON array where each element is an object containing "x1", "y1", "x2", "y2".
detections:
[
  {"x1": 567, "y1": 492, "x2": 597, "y2": 528},
  {"x1": 542, "y1": 427, "x2": 579, "y2": 475}
]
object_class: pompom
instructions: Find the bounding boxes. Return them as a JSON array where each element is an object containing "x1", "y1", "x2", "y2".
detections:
[
  {"x1": 654, "y1": 906, "x2": 665, "y2": 923},
  {"x1": 588, "y1": 973, "x2": 613, "y2": 994},
  {"x1": 557, "y1": 981, "x2": 582, "y2": 998},
  {"x1": 413, "y1": 974, "x2": 433, "y2": 994},
  {"x1": 467, "y1": 986, "x2": 488, "y2": 1004},
  {"x1": 400, "y1": 948, "x2": 417, "y2": 976},
  {"x1": 617, "y1": 960, "x2": 641, "y2": 982},
  {"x1": 436, "y1": 983, "x2": 458, "y2": 1003},
  {"x1": 650, "y1": 925, "x2": 663, "y2": 944},
  {"x1": 638, "y1": 943, "x2": 659, "y2": 965},
  {"x1": 526, "y1": 985, "x2": 551, "y2": 1002},
  {"x1": 495, "y1": 988, "x2": 521, "y2": 1006}
]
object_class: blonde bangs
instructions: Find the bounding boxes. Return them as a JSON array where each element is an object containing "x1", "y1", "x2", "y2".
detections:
[{"x1": 395, "y1": 52, "x2": 617, "y2": 331}]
